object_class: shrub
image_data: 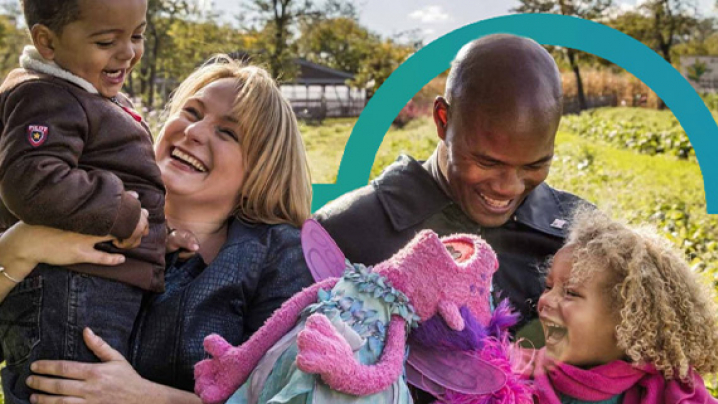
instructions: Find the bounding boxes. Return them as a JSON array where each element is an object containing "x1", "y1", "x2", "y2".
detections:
[
  {"x1": 393, "y1": 100, "x2": 429, "y2": 128},
  {"x1": 561, "y1": 108, "x2": 695, "y2": 160}
]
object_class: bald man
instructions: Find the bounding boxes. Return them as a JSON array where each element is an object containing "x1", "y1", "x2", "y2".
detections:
[{"x1": 315, "y1": 34, "x2": 585, "y2": 347}]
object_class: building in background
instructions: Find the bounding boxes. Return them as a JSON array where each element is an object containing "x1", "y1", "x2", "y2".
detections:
[
  {"x1": 681, "y1": 56, "x2": 718, "y2": 93},
  {"x1": 281, "y1": 59, "x2": 367, "y2": 122}
]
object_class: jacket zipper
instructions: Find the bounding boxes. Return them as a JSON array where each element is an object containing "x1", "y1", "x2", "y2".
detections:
[{"x1": 110, "y1": 97, "x2": 143, "y2": 122}]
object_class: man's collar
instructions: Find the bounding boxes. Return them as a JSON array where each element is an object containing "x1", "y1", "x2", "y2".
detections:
[
  {"x1": 422, "y1": 148, "x2": 452, "y2": 198},
  {"x1": 513, "y1": 183, "x2": 574, "y2": 237},
  {"x1": 373, "y1": 155, "x2": 452, "y2": 232},
  {"x1": 373, "y1": 155, "x2": 574, "y2": 237}
]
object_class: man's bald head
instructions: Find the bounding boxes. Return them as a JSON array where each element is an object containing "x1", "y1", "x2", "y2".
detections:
[
  {"x1": 434, "y1": 34, "x2": 563, "y2": 228},
  {"x1": 444, "y1": 34, "x2": 562, "y2": 133}
]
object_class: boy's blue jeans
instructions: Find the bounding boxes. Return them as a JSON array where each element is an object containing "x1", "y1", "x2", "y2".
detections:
[{"x1": 0, "y1": 264, "x2": 143, "y2": 404}]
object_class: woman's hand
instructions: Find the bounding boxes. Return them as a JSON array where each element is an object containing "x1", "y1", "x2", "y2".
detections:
[
  {"x1": 2, "y1": 191, "x2": 139, "y2": 273},
  {"x1": 0, "y1": 222, "x2": 125, "y2": 270},
  {"x1": 26, "y1": 328, "x2": 157, "y2": 404},
  {"x1": 0, "y1": 222, "x2": 126, "y2": 302}
]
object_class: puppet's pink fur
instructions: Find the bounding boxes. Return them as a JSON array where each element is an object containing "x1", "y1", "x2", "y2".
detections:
[
  {"x1": 372, "y1": 231, "x2": 497, "y2": 327},
  {"x1": 439, "y1": 301, "x2": 465, "y2": 331},
  {"x1": 293, "y1": 230, "x2": 498, "y2": 395},
  {"x1": 194, "y1": 277, "x2": 339, "y2": 404},
  {"x1": 195, "y1": 230, "x2": 500, "y2": 403},
  {"x1": 296, "y1": 315, "x2": 407, "y2": 395}
]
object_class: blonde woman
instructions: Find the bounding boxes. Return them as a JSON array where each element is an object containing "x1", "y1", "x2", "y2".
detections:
[{"x1": 0, "y1": 56, "x2": 314, "y2": 404}]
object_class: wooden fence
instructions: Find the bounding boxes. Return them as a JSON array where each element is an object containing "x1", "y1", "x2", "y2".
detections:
[{"x1": 563, "y1": 94, "x2": 619, "y2": 115}]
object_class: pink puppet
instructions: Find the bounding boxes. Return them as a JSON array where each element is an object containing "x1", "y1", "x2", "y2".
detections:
[{"x1": 194, "y1": 221, "x2": 532, "y2": 404}]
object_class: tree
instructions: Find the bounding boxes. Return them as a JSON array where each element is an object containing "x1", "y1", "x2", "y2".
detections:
[
  {"x1": 513, "y1": 0, "x2": 612, "y2": 112},
  {"x1": 672, "y1": 18, "x2": 718, "y2": 57},
  {"x1": 0, "y1": 2, "x2": 28, "y2": 78},
  {"x1": 295, "y1": 17, "x2": 419, "y2": 98},
  {"x1": 609, "y1": 0, "x2": 699, "y2": 108},
  {"x1": 633, "y1": 0, "x2": 697, "y2": 65},
  {"x1": 154, "y1": 19, "x2": 249, "y2": 105},
  {"x1": 349, "y1": 38, "x2": 414, "y2": 98},
  {"x1": 240, "y1": 0, "x2": 356, "y2": 80},
  {"x1": 295, "y1": 17, "x2": 375, "y2": 74},
  {"x1": 127, "y1": 0, "x2": 191, "y2": 109}
]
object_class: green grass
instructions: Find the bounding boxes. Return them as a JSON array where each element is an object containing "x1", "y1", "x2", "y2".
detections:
[
  {"x1": 299, "y1": 117, "x2": 439, "y2": 183},
  {"x1": 579, "y1": 105, "x2": 718, "y2": 127},
  {"x1": 299, "y1": 119, "x2": 355, "y2": 183},
  {"x1": 549, "y1": 129, "x2": 707, "y2": 226}
]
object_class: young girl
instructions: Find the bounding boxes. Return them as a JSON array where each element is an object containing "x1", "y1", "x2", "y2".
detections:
[{"x1": 534, "y1": 208, "x2": 718, "y2": 404}]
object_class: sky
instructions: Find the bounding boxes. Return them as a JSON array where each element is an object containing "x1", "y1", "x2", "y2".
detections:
[{"x1": 209, "y1": 0, "x2": 717, "y2": 43}]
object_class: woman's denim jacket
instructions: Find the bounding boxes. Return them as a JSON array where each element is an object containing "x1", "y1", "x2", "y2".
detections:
[{"x1": 129, "y1": 219, "x2": 314, "y2": 391}]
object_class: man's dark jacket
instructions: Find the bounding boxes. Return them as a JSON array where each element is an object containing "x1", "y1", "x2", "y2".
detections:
[{"x1": 315, "y1": 154, "x2": 586, "y2": 335}]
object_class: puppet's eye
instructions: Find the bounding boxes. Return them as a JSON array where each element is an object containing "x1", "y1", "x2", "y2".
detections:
[{"x1": 446, "y1": 245, "x2": 462, "y2": 260}]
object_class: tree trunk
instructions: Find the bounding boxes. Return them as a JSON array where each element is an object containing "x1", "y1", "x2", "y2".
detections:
[
  {"x1": 147, "y1": 32, "x2": 160, "y2": 110},
  {"x1": 566, "y1": 48, "x2": 587, "y2": 111},
  {"x1": 140, "y1": 62, "x2": 148, "y2": 103},
  {"x1": 272, "y1": 26, "x2": 285, "y2": 78},
  {"x1": 270, "y1": 0, "x2": 289, "y2": 79},
  {"x1": 125, "y1": 72, "x2": 135, "y2": 98},
  {"x1": 653, "y1": 0, "x2": 671, "y2": 110}
]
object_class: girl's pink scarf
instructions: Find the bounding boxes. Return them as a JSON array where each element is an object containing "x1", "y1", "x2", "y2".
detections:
[{"x1": 532, "y1": 349, "x2": 717, "y2": 404}]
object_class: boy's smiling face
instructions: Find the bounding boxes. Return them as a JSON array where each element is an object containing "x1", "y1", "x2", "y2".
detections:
[
  {"x1": 41, "y1": 0, "x2": 147, "y2": 98},
  {"x1": 537, "y1": 246, "x2": 625, "y2": 367}
]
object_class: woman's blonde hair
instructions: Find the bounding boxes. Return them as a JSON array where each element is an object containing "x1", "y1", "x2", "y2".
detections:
[
  {"x1": 163, "y1": 55, "x2": 311, "y2": 227},
  {"x1": 565, "y1": 207, "x2": 718, "y2": 380}
]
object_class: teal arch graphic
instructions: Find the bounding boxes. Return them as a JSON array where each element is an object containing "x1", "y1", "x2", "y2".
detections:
[{"x1": 311, "y1": 13, "x2": 718, "y2": 214}]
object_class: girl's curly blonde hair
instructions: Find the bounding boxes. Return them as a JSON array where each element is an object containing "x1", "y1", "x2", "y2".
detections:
[{"x1": 566, "y1": 208, "x2": 718, "y2": 380}]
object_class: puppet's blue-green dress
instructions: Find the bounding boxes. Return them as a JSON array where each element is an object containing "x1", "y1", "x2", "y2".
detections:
[{"x1": 226, "y1": 263, "x2": 419, "y2": 404}]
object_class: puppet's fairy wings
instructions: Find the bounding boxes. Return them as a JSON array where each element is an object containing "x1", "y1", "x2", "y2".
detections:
[
  {"x1": 300, "y1": 219, "x2": 514, "y2": 399},
  {"x1": 301, "y1": 219, "x2": 347, "y2": 281},
  {"x1": 406, "y1": 343, "x2": 506, "y2": 396}
]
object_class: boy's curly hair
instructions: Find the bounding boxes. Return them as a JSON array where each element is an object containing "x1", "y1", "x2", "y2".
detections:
[
  {"x1": 20, "y1": 0, "x2": 81, "y2": 33},
  {"x1": 566, "y1": 207, "x2": 718, "y2": 380}
]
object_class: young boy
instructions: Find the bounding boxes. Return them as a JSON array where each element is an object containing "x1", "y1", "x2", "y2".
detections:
[{"x1": 0, "y1": 0, "x2": 165, "y2": 401}]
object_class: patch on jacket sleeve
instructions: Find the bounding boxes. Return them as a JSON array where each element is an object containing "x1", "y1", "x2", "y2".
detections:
[
  {"x1": 27, "y1": 125, "x2": 48, "y2": 147},
  {"x1": 550, "y1": 218, "x2": 567, "y2": 229}
]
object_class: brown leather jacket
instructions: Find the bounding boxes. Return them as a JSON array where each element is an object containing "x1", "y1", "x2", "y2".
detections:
[{"x1": 0, "y1": 69, "x2": 165, "y2": 292}]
